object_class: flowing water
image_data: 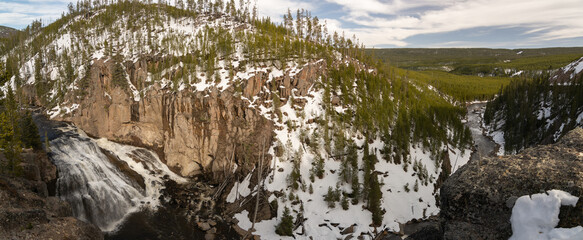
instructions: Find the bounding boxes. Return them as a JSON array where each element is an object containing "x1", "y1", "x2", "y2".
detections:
[
  {"x1": 34, "y1": 114, "x2": 184, "y2": 232},
  {"x1": 465, "y1": 102, "x2": 499, "y2": 161}
]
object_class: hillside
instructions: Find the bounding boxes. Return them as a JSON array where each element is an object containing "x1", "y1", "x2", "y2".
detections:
[
  {"x1": 484, "y1": 57, "x2": 583, "y2": 154},
  {"x1": 0, "y1": 26, "x2": 18, "y2": 38},
  {"x1": 0, "y1": 1, "x2": 474, "y2": 239}
]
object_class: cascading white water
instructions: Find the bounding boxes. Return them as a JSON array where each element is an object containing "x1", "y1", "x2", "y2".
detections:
[{"x1": 48, "y1": 124, "x2": 184, "y2": 232}]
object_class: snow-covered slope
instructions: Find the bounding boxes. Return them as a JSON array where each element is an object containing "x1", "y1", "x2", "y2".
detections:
[{"x1": 229, "y1": 78, "x2": 470, "y2": 238}]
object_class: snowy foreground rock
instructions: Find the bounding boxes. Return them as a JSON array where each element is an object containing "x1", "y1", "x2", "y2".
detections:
[
  {"x1": 440, "y1": 128, "x2": 583, "y2": 239},
  {"x1": 510, "y1": 190, "x2": 582, "y2": 240}
]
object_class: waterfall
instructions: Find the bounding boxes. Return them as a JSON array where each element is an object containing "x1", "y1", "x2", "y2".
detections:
[{"x1": 46, "y1": 124, "x2": 184, "y2": 232}]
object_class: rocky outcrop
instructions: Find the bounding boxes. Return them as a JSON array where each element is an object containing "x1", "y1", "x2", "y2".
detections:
[
  {"x1": 440, "y1": 128, "x2": 583, "y2": 239},
  {"x1": 0, "y1": 149, "x2": 103, "y2": 240},
  {"x1": 55, "y1": 58, "x2": 324, "y2": 179}
]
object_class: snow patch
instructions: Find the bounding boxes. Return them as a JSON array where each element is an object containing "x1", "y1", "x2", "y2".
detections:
[
  {"x1": 562, "y1": 57, "x2": 583, "y2": 77},
  {"x1": 491, "y1": 130, "x2": 505, "y2": 155},
  {"x1": 510, "y1": 190, "x2": 582, "y2": 240},
  {"x1": 226, "y1": 172, "x2": 253, "y2": 203},
  {"x1": 512, "y1": 70, "x2": 524, "y2": 77}
]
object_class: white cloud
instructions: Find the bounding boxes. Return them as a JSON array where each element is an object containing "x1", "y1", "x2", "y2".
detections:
[
  {"x1": 256, "y1": 0, "x2": 313, "y2": 23},
  {"x1": 325, "y1": 0, "x2": 450, "y2": 16},
  {"x1": 0, "y1": 1, "x2": 68, "y2": 29},
  {"x1": 327, "y1": 0, "x2": 583, "y2": 47}
]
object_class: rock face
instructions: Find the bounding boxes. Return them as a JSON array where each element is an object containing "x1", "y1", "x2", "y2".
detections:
[
  {"x1": 55, "y1": 58, "x2": 324, "y2": 179},
  {"x1": 440, "y1": 128, "x2": 583, "y2": 239},
  {"x1": 0, "y1": 150, "x2": 103, "y2": 240}
]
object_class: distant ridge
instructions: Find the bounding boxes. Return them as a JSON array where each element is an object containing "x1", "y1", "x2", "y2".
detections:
[{"x1": 0, "y1": 26, "x2": 18, "y2": 38}]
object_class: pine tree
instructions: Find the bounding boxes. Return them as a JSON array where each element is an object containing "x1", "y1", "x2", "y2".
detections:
[
  {"x1": 341, "y1": 195, "x2": 349, "y2": 210},
  {"x1": 324, "y1": 186, "x2": 336, "y2": 208},
  {"x1": 288, "y1": 150, "x2": 302, "y2": 190},
  {"x1": 0, "y1": 112, "x2": 21, "y2": 175},
  {"x1": 347, "y1": 141, "x2": 360, "y2": 203},
  {"x1": 0, "y1": 86, "x2": 22, "y2": 175},
  {"x1": 362, "y1": 140, "x2": 371, "y2": 199},
  {"x1": 112, "y1": 55, "x2": 128, "y2": 90},
  {"x1": 275, "y1": 206, "x2": 294, "y2": 236},
  {"x1": 19, "y1": 112, "x2": 42, "y2": 150},
  {"x1": 368, "y1": 174, "x2": 383, "y2": 226},
  {"x1": 311, "y1": 154, "x2": 325, "y2": 179}
]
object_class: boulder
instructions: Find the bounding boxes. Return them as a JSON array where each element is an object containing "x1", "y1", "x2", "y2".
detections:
[
  {"x1": 197, "y1": 221, "x2": 211, "y2": 231},
  {"x1": 440, "y1": 128, "x2": 583, "y2": 239}
]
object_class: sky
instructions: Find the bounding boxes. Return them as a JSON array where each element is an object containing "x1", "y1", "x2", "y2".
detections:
[{"x1": 1, "y1": 0, "x2": 582, "y2": 48}]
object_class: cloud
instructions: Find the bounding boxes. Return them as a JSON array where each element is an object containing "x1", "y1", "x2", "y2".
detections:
[
  {"x1": 256, "y1": 0, "x2": 313, "y2": 22},
  {"x1": 326, "y1": 0, "x2": 583, "y2": 47},
  {"x1": 0, "y1": 1, "x2": 68, "y2": 29}
]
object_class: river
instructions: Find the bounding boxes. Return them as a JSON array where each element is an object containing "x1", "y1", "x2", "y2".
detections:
[{"x1": 465, "y1": 102, "x2": 499, "y2": 161}]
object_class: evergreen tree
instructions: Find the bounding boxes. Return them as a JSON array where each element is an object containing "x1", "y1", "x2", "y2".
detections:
[
  {"x1": 324, "y1": 186, "x2": 336, "y2": 208},
  {"x1": 362, "y1": 140, "x2": 371, "y2": 200},
  {"x1": 368, "y1": 174, "x2": 383, "y2": 226},
  {"x1": 112, "y1": 55, "x2": 128, "y2": 90},
  {"x1": 0, "y1": 86, "x2": 22, "y2": 175},
  {"x1": 341, "y1": 195, "x2": 349, "y2": 210},
  {"x1": 347, "y1": 141, "x2": 360, "y2": 203},
  {"x1": 275, "y1": 206, "x2": 294, "y2": 236},
  {"x1": 19, "y1": 112, "x2": 42, "y2": 150},
  {"x1": 288, "y1": 150, "x2": 302, "y2": 190},
  {"x1": 311, "y1": 154, "x2": 325, "y2": 179}
]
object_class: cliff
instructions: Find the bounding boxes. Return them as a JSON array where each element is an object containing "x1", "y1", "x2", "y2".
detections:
[
  {"x1": 440, "y1": 128, "x2": 583, "y2": 239},
  {"x1": 48, "y1": 57, "x2": 325, "y2": 180}
]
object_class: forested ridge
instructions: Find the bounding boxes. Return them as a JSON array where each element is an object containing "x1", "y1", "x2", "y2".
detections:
[{"x1": 484, "y1": 62, "x2": 583, "y2": 153}]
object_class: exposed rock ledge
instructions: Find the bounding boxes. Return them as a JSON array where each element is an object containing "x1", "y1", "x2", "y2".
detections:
[
  {"x1": 39, "y1": 58, "x2": 326, "y2": 180},
  {"x1": 440, "y1": 128, "x2": 583, "y2": 239}
]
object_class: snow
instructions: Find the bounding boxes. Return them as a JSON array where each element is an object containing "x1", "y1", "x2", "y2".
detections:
[
  {"x1": 510, "y1": 190, "x2": 582, "y2": 240},
  {"x1": 226, "y1": 172, "x2": 253, "y2": 203},
  {"x1": 239, "y1": 73, "x2": 472, "y2": 238},
  {"x1": 512, "y1": 70, "x2": 524, "y2": 77},
  {"x1": 576, "y1": 112, "x2": 583, "y2": 125},
  {"x1": 491, "y1": 130, "x2": 505, "y2": 155},
  {"x1": 562, "y1": 57, "x2": 583, "y2": 77},
  {"x1": 517, "y1": 51, "x2": 523, "y2": 55},
  {"x1": 554, "y1": 123, "x2": 566, "y2": 142},
  {"x1": 93, "y1": 49, "x2": 105, "y2": 60},
  {"x1": 234, "y1": 210, "x2": 284, "y2": 239},
  {"x1": 450, "y1": 147, "x2": 471, "y2": 173},
  {"x1": 47, "y1": 105, "x2": 62, "y2": 119},
  {"x1": 538, "y1": 104, "x2": 552, "y2": 120},
  {"x1": 46, "y1": 103, "x2": 81, "y2": 119}
]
